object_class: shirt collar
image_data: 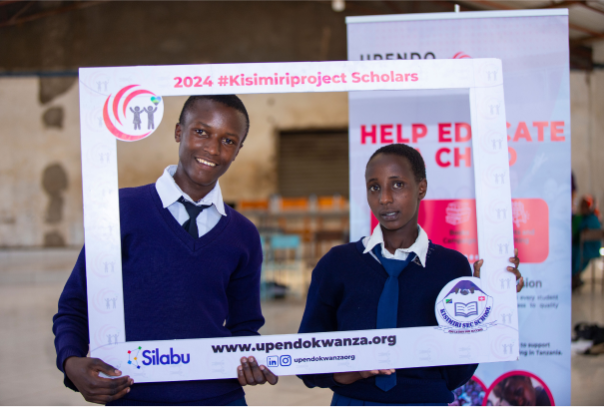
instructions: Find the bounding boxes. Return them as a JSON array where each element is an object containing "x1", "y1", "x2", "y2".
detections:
[
  {"x1": 155, "y1": 165, "x2": 226, "y2": 216},
  {"x1": 363, "y1": 224, "x2": 429, "y2": 267}
]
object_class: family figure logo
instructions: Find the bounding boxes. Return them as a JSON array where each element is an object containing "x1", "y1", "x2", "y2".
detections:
[
  {"x1": 103, "y1": 85, "x2": 164, "y2": 142},
  {"x1": 435, "y1": 278, "x2": 495, "y2": 333}
]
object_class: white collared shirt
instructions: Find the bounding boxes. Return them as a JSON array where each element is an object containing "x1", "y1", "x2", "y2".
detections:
[
  {"x1": 363, "y1": 224, "x2": 429, "y2": 268},
  {"x1": 155, "y1": 165, "x2": 226, "y2": 237}
]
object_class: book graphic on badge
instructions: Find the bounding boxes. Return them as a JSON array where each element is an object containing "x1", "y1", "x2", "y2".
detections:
[{"x1": 454, "y1": 301, "x2": 478, "y2": 318}]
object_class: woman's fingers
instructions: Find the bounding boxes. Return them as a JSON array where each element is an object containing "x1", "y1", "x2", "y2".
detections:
[
  {"x1": 474, "y1": 250, "x2": 523, "y2": 292},
  {"x1": 473, "y1": 259, "x2": 483, "y2": 278},
  {"x1": 509, "y1": 248, "x2": 520, "y2": 268},
  {"x1": 516, "y1": 276, "x2": 525, "y2": 293}
]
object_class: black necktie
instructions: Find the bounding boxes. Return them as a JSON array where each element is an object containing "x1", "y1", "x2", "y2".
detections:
[{"x1": 178, "y1": 197, "x2": 211, "y2": 238}]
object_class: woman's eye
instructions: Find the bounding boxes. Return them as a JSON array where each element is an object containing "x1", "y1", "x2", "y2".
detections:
[
  {"x1": 393, "y1": 182, "x2": 403, "y2": 189},
  {"x1": 369, "y1": 184, "x2": 379, "y2": 192}
]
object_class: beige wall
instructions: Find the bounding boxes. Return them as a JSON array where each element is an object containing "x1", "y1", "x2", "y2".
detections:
[
  {"x1": 0, "y1": 77, "x2": 83, "y2": 247},
  {"x1": 117, "y1": 92, "x2": 350, "y2": 200},
  {"x1": 570, "y1": 69, "x2": 604, "y2": 209},
  {"x1": 2, "y1": 68, "x2": 603, "y2": 247},
  {"x1": 0, "y1": 78, "x2": 348, "y2": 247}
]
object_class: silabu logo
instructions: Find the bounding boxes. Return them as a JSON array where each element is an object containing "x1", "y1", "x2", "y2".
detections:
[
  {"x1": 103, "y1": 85, "x2": 164, "y2": 142},
  {"x1": 435, "y1": 278, "x2": 495, "y2": 333},
  {"x1": 127, "y1": 347, "x2": 191, "y2": 367}
]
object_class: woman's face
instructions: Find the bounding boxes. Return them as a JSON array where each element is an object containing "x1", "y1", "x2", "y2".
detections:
[{"x1": 365, "y1": 153, "x2": 427, "y2": 233}]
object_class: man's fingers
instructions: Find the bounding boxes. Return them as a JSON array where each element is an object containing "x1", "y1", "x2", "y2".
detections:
[
  {"x1": 90, "y1": 386, "x2": 131, "y2": 404},
  {"x1": 91, "y1": 376, "x2": 132, "y2": 395},
  {"x1": 259, "y1": 365, "x2": 279, "y2": 385},
  {"x1": 105, "y1": 386, "x2": 131, "y2": 403},
  {"x1": 248, "y1": 357, "x2": 266, "y2": 384},
  {"x1": 472, "y1": 259, "x2": 483, "y2": 278},
  {"x1": 93, "y1": 358, "x2": 122, "y2": 377},
  {"x1": 240, "y1": 357, "x2": 257, "y2": 385}
]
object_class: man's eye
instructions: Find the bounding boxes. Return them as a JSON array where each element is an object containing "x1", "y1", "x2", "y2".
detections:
[
  {"x1": 195, "y1": 129, "x2": 207, "y2": 136},
  {"x1": 393, "y1": 182, "x2": 404, "y2": 189},
  {"x1": 369, "y1": 184, "x2": 379, "y2": 192},
  {"x1": 223, "y1": 138, "x2": 235, "y2": 145}
]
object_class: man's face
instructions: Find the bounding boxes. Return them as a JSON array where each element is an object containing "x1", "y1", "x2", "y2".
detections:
[
  {"x1": 365, "y1": 153, "x2": 427, "y2": 232},
  {"x1": 503, "y1": 376, "x2": 537, "y2": 406},
  {"x1": 174, "y1": 99, "x2": 246, "y2": 198}
]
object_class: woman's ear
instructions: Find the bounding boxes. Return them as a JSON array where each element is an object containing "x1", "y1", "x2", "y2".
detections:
[{"x1": 418, "y1": 178, "x2": 428, "y2": 200}]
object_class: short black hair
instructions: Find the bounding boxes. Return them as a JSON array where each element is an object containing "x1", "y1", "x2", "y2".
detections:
[
  {"x1": 368, "y1": 144, "x2": 426, "y2": 182},
  {"x1": 178, "y1": 95, "x2": 250, "y2": 139}
]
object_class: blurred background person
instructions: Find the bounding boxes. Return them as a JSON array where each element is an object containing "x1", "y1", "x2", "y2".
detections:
[{"x1": 572, "y1": 195, "x2": 601, "y2": 290}]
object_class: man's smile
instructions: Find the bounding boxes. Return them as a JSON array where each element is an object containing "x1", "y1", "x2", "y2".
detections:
[{"x1": 195, "y1": 157, "x2": 217, "y2": 168}]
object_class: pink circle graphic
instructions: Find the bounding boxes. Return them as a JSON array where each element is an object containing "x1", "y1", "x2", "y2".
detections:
[
  {"x1": 103, "y1": 85, "x2": 163, "y2": 142},
  {"x1": 484, "y1": 370, "x2": 555, "y2": 406}
]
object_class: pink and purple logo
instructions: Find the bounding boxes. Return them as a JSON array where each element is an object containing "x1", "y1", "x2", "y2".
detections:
[{"x1": 103, "y1": 85, "x2": 164, "y2": 142}]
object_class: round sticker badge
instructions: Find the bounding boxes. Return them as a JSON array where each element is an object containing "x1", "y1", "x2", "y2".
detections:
[
  {"x1": 435, "y1": 277, "x2": 496, "y2": 333},
  {"x1": 103, "y1": 85, "x2": 164, "y2": 142}
]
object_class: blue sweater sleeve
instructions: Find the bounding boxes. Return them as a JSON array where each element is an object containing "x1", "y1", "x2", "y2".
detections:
[
  {"x1": 52, "y1": 247, "x2": 90, "y2": 392},
  {"x1": 297, "y1": 251, "x2": 344, "y2": 389},
  {"x1": 225, "y1": 224, "x2": 265, "y2": 337}
]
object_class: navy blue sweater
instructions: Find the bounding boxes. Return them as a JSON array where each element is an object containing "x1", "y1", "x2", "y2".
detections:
[
  {"x1": 298, "y1": 240, "x2": 478, "y2": 404},
  {"x1": 53, "y1": 184, "x2": 264, "y2": 405}
]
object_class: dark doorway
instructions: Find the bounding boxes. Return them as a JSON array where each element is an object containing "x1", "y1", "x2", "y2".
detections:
[{"x1": 277, "y1": 129, "x2": 349, "y2": 197}]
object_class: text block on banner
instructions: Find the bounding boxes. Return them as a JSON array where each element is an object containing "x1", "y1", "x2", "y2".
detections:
[
  {"x1": 347, "y1": 9, "x2": 570, "y2": 406},
  {"x1": 79, "y1": 59, "x2": 517, "y2": 383}
]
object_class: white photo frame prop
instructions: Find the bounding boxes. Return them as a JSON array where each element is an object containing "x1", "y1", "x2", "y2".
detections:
[{"x1": 79, "y1": 59, "x2": 517, "y2": 383}]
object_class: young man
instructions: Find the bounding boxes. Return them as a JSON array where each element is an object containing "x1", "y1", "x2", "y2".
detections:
[
  {"x1": 298, "y1": 144, "x2": 523, "y2": 406},
  {"x1": 53, "y1": 95, "x2": 276, "y2": 406}
]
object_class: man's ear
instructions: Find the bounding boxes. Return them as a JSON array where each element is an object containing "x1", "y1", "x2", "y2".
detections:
[
  {"x1": 231, "y1": 142, "x2": 244, "y2": 163},
  {"x1": 175, "y1": 123, "x2": 182, "y2": 143},
  {"x1": 418, "y1": 179, "x2": 428, "y2": 200}
]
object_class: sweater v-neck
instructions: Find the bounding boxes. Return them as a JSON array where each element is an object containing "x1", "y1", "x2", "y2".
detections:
[{"x1": 146, "y1": 184, "x2": 231, "y2": 252}]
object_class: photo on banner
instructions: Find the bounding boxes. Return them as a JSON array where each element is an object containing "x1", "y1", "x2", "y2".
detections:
[
  {"x1": 79, "y1": 59, "x2": 518, "y2": 383},
  {"x1": 347, "y1": 9, "x2": 570, "y2": 406}
]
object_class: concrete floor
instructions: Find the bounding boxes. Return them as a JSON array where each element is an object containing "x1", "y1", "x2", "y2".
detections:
[{"x1": 0, "y1": 248, "x2": 603, "y2": 405}]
